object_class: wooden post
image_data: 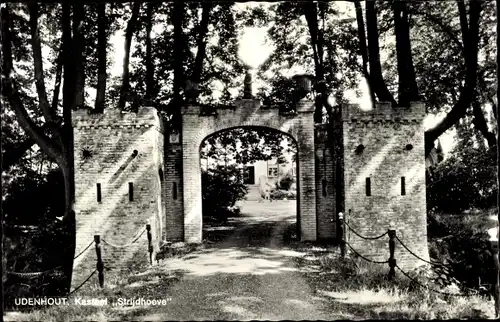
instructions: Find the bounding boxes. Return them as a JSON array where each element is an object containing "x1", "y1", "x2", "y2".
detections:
[
  {"x1": 94, "y1": 235, "x2": 104, "y2": 288},
  {"x1": 490, "y1": 239, "x2": 500, "y2": 318},
  {"x1": 388, "y1": 228, "x2": 396, "y2": 280},
  {"x1": 338, "y1": 212, "x2": 345, "y2": 258},
  {"x1": 146, "y1": 224, "x2": 153, "y2": 265}
]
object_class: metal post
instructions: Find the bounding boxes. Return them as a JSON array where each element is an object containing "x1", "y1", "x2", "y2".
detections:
[
  {"x1": 338, "y1": 212, "x2": 345, "y2": 258},
  {"x1": 146, "y1": 224, "x2": 153, "y2": 265},
  {"x1": 388, "y1": 228, "x2": 396, "y2": 280},
  {"x1": 490, "y1": 239, "x2": 500, "y2": 318},
  {"x1": 94, "y1": 235, "x2": 104, "y2": 288}
]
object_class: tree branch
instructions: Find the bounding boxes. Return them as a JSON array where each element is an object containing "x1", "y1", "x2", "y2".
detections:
[
  {"x1": 27, "y1": 1, "x2": 62, "y2": 134},
  {"x1": 51, "y1": 44, "x2": 63, "y2": 112},
  {"x1": 2, "y1": 136, "x2": 36, "y2": 171},
  {"x1": 411, "y1": 10, "x2": 463, "y2": 53},
  {"x1": 1, "y1": 4, "x2": 63, "y2": 163},
  {"x1": 425, "y1": 0, "x2": 483, "y2": 154},
  {"x1": 457, "y1": 0, "x2": 469, "y2": 49},
  {"x1": 2, "y1": 73, "x2": 63, "y2": 164},
  {"x1": 303, "y1": 2, "x2": 323, "y2": 80}
]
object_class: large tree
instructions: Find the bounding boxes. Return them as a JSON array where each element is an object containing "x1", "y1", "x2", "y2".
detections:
[{"x1": 354, "y1": 0, "x2": 485, "y2": 154}]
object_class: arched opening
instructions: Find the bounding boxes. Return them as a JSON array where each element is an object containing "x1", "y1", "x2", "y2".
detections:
[{"x1": 199, "y1": 126, "x2": 299, "y2": 245}]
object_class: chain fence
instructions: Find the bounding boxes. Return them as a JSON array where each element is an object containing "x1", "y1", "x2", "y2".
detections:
[
  {"x1": 101, "y1": 228, "x2": 146, "y2": 248},
  {"x1": 67, "y1": 269, "x2": 97, "y2": 297},
  {"x1": 345, "y1": 221, "x2": 389, "y2": 240},
  {"x1": 343, "y1": 222, "x2": 484, "y2": 298},
  {"x1": 345, "y1": 242, "x2": 389, "y2": 264},
  {"x1": 73, "y1": 239, "x2": 95, "y2": 260},
  {"x1": 6, "y1": 223, "x2": 151, "y2": 296}
]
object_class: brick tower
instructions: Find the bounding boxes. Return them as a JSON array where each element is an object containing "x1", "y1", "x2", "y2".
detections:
[
  {"x1": 342, "y1": 102, "x2": 429, "y2": 269},
  {"x1": 71, "y1": 107, "x2": 163, "y2": 289}
]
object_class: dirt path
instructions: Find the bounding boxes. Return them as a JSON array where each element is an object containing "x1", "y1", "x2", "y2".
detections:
[{"x1": 123, "y1": 201, "x2": 332, "y2": 321}]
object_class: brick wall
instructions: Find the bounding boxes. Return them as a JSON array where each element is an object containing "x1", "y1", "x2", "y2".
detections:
[
  {"x1": 314, "y1": 124, "x2": 336, "y2": 240},
  {"x1": 164, "y1": 125, "x2": 184, "y2": 241},
  {"x1": 71, "y1": 107, "x2": 162, "y2": 290},
  {"x1": 180, "y1": 98, "x2": 317, "y2": 242},
  {"x1": 342, "y1": 102, "x2": 429, "y2": 270}
]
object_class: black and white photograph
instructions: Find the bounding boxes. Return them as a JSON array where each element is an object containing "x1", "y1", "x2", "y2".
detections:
[{"x1": 1, "y1": 0, "x2": 499, "y2": 320}]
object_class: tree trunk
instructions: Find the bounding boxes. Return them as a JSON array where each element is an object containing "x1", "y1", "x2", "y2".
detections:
[
  {"x1": 496, "y1": 0, "x2": 499, "y2": 238},
  {"x1": 190, "y1": 2, "x2": 212, "y2": 84},
  {"x1": 62, "y1": 2, "x2": 77, "y2": 294},
  {"x1": 73, "y1": 2, "x2": 85, "y2": 109},
  {"x1": 171, "y1": 1, "x2": 186, "y2": 129},
  {"x1": 3, "y1": 2, "x2": 76, "y2": 295},
  {"x1": 303, "y1": 2, "x2": 332, "y2": 123},
  {"x1": 118, "y1": 2, "x2": 141, "y2": 112},
  {"x1": 145, "y1": 1, "x2": 154, "y2": 105},
  {"x1": 393, "y1": 0, "x2": 419, "y2": 106},
  {"x1": 365, "y1": 0, "x2": 397, "y2": 105},
  {"x1": 62, "y1": 2, "x2": 75, "y2": 118},
  {"x1": 353, "y1": 0, "x2": 376, "y2": 105},
  {"x1": 94, "y1": 2, "x2": 107, "y2": 113}
]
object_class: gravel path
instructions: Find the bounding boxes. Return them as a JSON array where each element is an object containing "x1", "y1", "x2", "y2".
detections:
[{"x1": 127, "y1": 201, "x2": 331, "y2": 321}]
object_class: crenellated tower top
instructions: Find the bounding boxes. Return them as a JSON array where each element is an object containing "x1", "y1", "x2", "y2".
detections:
[
  {"x1": 72, "y1": 106, "x2": 160, "y2": 130},
  {"x1": 342, "y1": 102, "x2": 425, "y2": 122}
]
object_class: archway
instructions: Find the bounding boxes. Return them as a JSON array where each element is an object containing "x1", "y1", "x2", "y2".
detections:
[
  {"x1": 200, "y1": 127, "x2": 300, "y2": 244},
  {"x1": 181, "y1": 98, "x2": 316, "y2": 243}
]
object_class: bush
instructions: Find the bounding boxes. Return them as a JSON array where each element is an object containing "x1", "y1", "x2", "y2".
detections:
[
  {"x1": 427, "y1": 210, "x2": 496, "y2": 291},
  {"x1": 276, "y1": 172, "x2": 295, "y2": 191},
  {"x1": 427, "y1": 144, "x2": 497, "y2": 213},
  {"x1": 270, "y1": 189, "x2": 296, "y2": 200},
  {"x1": 202, "y1": 165, "x2": 248, "y2": 221},
  {"x1": 3, "y1": 168, "x2": 73, "y2": 300}
]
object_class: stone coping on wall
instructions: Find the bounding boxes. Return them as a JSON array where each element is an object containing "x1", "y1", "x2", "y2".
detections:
[
  {"x1": 72, "y1": 107, "x2": 160, "y2": 129},
  {"x1": 181, "y1": 98, "x2": 315, "y2": 116},
  {"x1": 342, "y1": 102, "x2": 425, "y2": 121}
]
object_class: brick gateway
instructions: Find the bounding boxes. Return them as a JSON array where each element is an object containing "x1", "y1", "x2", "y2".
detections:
[{"x1": 70, "y1": 79, "x2": 429, "y2": 289}]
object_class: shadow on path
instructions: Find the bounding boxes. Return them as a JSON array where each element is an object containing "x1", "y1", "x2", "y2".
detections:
[{"x1": 109, "y1": 201, "x2": 493, "y2": 321}]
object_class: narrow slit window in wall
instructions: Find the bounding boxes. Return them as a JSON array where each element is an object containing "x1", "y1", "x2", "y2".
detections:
[
  {"x1": 401, "y1": 177, "x2": 406, "y2": 195},
  {"x1": 129, "y1": 182, "x2": 134, "y2": 201},
  {"x1": 366, "y1": 177, "x2": 371, "y2": 196},
  {"x1": 322, "y1": 179, "x2": 327, "y2": 196},
  {"x1": 173, "y1": 182, "x2": 177, "y2": 200},
  {"x1": 96, "y1": 183, "x2": 102, "y2": 202}
]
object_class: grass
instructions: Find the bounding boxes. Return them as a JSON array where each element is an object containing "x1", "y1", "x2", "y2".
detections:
[{"x1": 295, "y1": 248, "x2": 496, "y2": 320}]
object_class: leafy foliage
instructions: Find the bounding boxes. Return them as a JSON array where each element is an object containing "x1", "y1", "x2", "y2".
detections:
[
  {"x1": 200, "y1": 127, "x2": 297, "y2": 166},
  {"x1": 202, "y1": 165, "x2": 248, "y2": 222},
  {"x1": 427, "y1": 122, "x2": 497, "y2": 213},
  {"x1": 427, "y1": 210, "x2": 496, "y2": 290},
  {"x1": 276, "y1": 172, "x2": 296, "y2": 191}
]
